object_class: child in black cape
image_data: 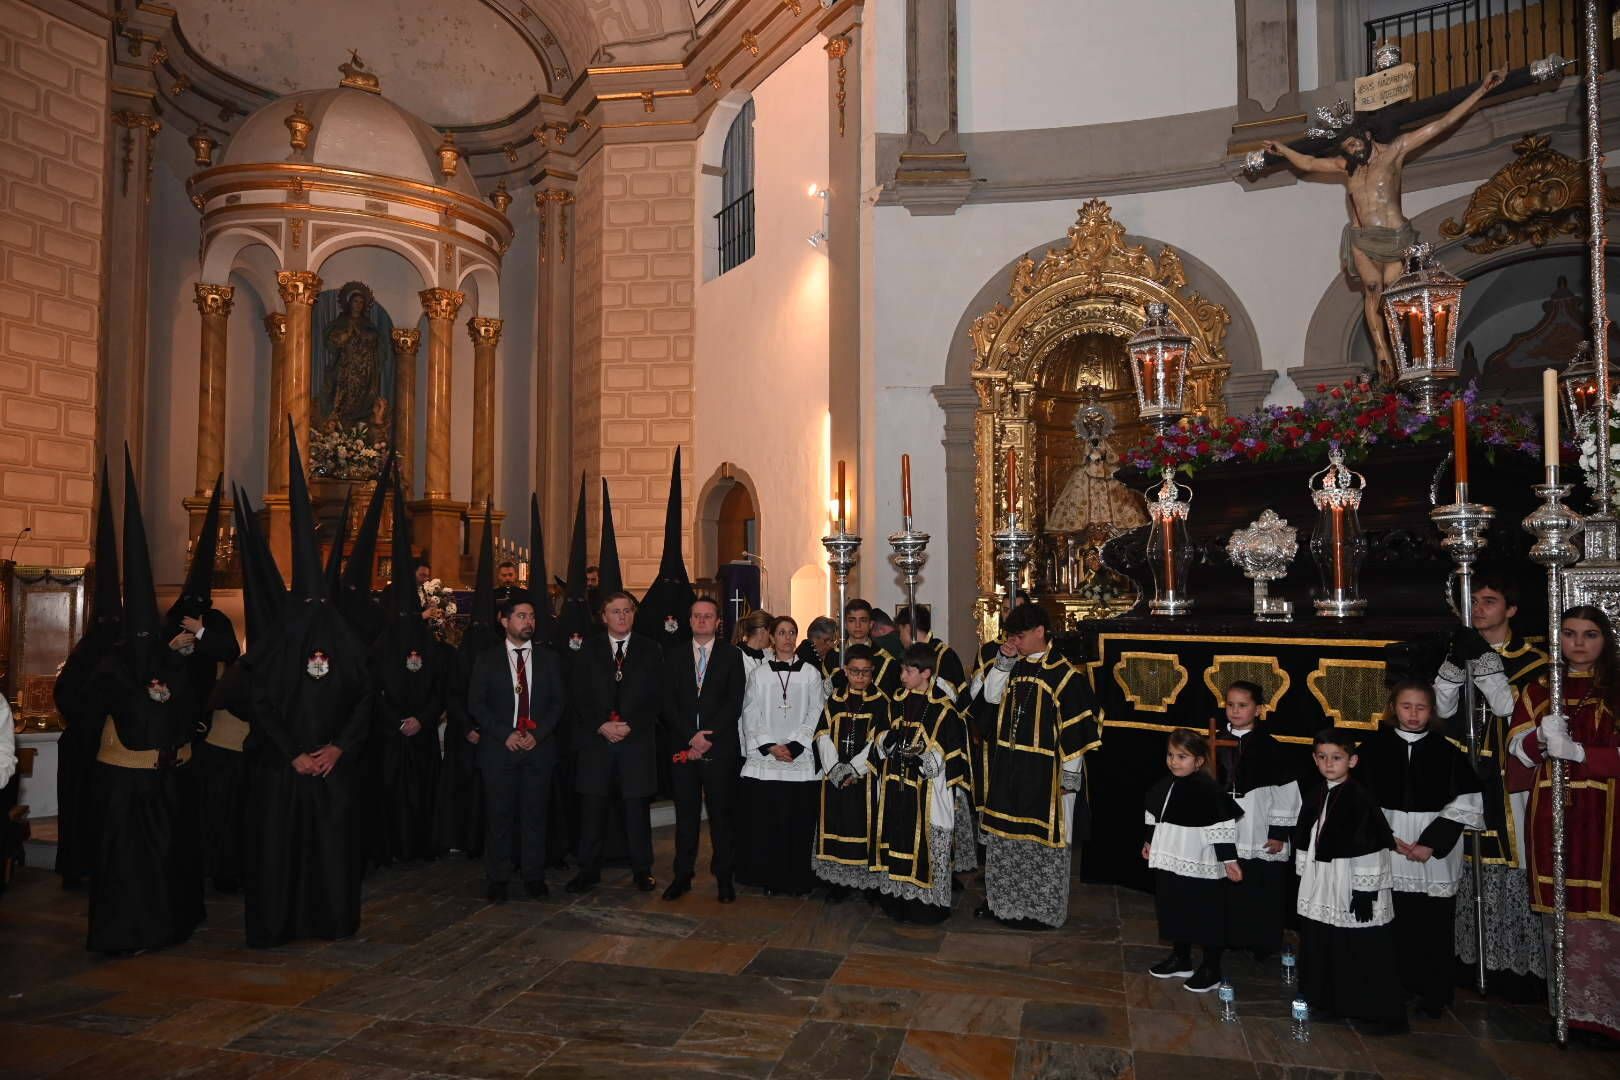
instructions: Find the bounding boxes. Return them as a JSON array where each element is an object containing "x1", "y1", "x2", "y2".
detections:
[
  {"x1": 1294, "y1": 728, "x2": 1406, "y2": 1035},
  {"x1": 811, "y1": 645, "x2": 890, "y2": 900},
  {"x1": 1352, "y1": 680, "x2": 1483, "y2": 1018},
  {"x1": 1143, "y1": 728, "x2": 1243, "y2": 993},
  {"x1": 1212, "y1": 681, "x2": 1301, "y2": 959}
]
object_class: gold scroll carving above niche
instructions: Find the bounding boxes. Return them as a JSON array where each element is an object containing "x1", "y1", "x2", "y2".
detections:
[
  {"x1": 966, "y1": 199, "x2": 1232, "y2": 638},
  {"x1": 1439, "y1": 133, "x2": 1620, "y2": 254}
]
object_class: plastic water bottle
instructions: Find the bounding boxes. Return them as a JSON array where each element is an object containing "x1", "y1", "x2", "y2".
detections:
[
  {"x1": 1218, "y1": 979, "x2": 1237, "y2": 1023},
  {"x1": 1281, "y1": 944, "x2": 1297, "y2": 986},
  {"x1": 1290, "y1": 997, "x2": 1310, "y2": 1042}
]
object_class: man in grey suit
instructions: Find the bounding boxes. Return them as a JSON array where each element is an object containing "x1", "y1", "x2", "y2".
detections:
[{"x1": 467, "y1": 595, "x2": 563, "y2": 903}]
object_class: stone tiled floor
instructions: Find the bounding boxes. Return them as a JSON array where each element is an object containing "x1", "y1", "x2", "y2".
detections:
[{"x1": 2, "y1": 826, "x2": 1617, "y2": 1079}]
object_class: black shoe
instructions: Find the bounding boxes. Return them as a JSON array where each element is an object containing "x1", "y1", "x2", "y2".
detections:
[
  {"x1": 525, "y1": 879, "x2": 549, "y2": 899},
  {"x1": 486, "y1": 881, "x2": 509, "y2": 904},
  {"x1": 997, "y1": 916, "x2": 1055, "y2": 931},
  {"x1": 635, "y1": 873, "x2": 656, "y2": 893},
  {"x1": 662, "y1": 877, "x2": 691, "y2": 901},
  {"x1": 1149, "y1": 952, "x2": 1195, "y2": 979},
  {"x1": 1183, "y1": 967, "x2": 1221, "y2": 993},
  {"x1": 565, "y1": 873, "x2": 598, "y2": 894},
  {"x1": 717, "y1": 879, "x2": 736, "y2": 903},
  {"x1": 825, "y1": 884, "x2": 849, "y2": 904},
  {"x1": 951, "y1": 875, "x2": 965, "y2": 894},
  {"x1": 973, "y1": 904, "x2": 994, "y2": 920}
]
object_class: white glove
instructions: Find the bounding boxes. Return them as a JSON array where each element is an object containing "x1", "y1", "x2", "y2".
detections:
[
  {"x1": 1543, "y1": 727, "x2": 1587, "y2": 763},
  {"x1": 827, "y1": 761, "x2": 856, "y2": 785},
  {"x1": 993, "y1": 653, "x2": 1018, "y2": 673}
]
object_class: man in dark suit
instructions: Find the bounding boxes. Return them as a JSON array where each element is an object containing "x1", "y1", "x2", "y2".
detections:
[
  {"x1": 467, "y1": 595, "x2": 563, "y2": 903},
  {"x1": 567, "y1": 590, "x2": 666, "y2": 894},
  {"x1": 662, "y1": 596, "x2": 746, "y2": 903}
]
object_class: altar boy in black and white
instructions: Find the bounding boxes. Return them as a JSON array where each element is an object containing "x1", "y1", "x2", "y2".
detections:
[
  {"x1": 1352, "y1": 681, "x2": 1483, "y2": 1018},
  {"x1": 1143, "y1": 729, "x2": 1243, "y2": 992},
  {"x1": 812, "y1": 645, "x2": 888, "y2": 899},
  {"x1": 1213, "y1": 680, "x2": 1300, "y2": 959},
  {"x1": 1294, "y1": 729, "x2": 1406, "y2": 1035}
]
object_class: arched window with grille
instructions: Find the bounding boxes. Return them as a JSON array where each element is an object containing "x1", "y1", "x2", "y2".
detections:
[{"x1": 716, "y1": 99, "x2": 755, "y2": 275}]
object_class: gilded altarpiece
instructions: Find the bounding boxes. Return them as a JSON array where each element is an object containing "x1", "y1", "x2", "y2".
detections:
[{"x1": 968, "y1": 200, "x2": 1231, "y2": 637}]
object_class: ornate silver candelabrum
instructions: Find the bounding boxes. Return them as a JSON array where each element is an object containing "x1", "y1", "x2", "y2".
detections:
[
  {"x1": 821, "y1": 527, "x2": 862, "y2": 668},
  {"x1": 1523, "y1": 476, "x2": 1583, "y2": 1045},
  {"x1": 1308, "y1": 449, "x2": 1368, "y2": 618},
  {"x1": 1146, "y1": 468, "x2": 1195, "y2": 616},
  {"x1": 990, "y1": 513, "x2": 1036, "y2": 627},
  {"x1": 888, "y1": 517, "x2": 930, "y2": 627},
  {"x1": 1227, "y1": 509, "x2": 1297, "y2": 622}
]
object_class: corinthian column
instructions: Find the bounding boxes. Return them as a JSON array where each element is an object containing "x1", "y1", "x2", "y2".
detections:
[
  {"x1": 276, "y1": 270, "x2": 322, "y2": 461},
  {"x1": 265, "y1": 313, "x2": 287, "y2": 492},
  {"x1": 419, "y1": 288, "x2": 464, "y2": 500},
  {"x1": 192, "y1": 283, "x2": 234, "y2": 495},
  {"x1": 391, "y1": 327, "x2": 421, "y2": 495},
  {"x1": 467, "y1": 316, "x2": 502, "y2": 508}
]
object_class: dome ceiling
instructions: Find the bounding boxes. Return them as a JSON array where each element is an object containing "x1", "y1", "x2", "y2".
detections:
[{"x1": 169, "y1": 0, "x2": 700, "y2": 128}]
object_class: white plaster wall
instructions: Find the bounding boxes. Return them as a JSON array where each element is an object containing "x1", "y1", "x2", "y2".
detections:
[
  {"x1": 865, "y1": 175, "x2": 1481, "y2": 640},
  {"x1": 956, "y1": 0, "x2": 1239, "y2": 132},
  {"x1": 693, "y1": 38, "x2": 830, "y2": 631}
]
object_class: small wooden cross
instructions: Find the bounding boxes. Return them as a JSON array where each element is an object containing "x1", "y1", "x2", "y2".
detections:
[{"x1": 1206, "y1": 714, "x2": 1242, "y2": 790}]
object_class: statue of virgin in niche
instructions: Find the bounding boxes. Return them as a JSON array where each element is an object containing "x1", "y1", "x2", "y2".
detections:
[{"x1": 322, "y1": 281, "x2": 383, "y2": 426}]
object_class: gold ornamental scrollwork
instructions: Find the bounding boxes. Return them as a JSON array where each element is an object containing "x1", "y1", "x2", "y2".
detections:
[
  {"x1": 467, "y1": 316, "x2": 503, "y2": 348},
  {"x1": 390, "y1": 327, "x2": 421, "y2": 355},
  {"x1": 826, "y1": 35, "x2": 851, "y2": 138},
  {"x1": 276, "y1": 270, "x2": 322, "y2": 307},
  {"x1": 1439, "y1": 132, "x2": 1620, "y2": 254},
  {"x1": 192, "y1": 283, "x2": 235, "y2": 318},
  {"x1": 967, "y1": 198, "x2": 1233, "y2": 616},
  {"x1": 742, "y1": 30, "x2": 760, "y2": 56},
  {"x1": 264, "y1": 312, "x2": 287, "y2": 342},
  {"x1": 419, "y1": 287, "x2": 465, "y2": 322}
]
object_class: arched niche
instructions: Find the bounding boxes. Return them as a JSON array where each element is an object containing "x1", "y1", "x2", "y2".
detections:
[{"x1": 931, "y1": 199, "x2": 1260, "y2": 646}]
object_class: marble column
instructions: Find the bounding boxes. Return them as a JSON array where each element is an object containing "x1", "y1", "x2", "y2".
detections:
[
  {"x1": 419, "y1": 288, "x2": 463, "y2": 501},
  {"x1": 275, "y1": 270, "x2": 321, "y2": 461},
  {"x1": 467, "y1": 316, "x2": 502, "y2": 509},
  {"x1": 390, "y1": 327, "x2": 420, "y2": 495},
  {"x1": 192, "y1": 283, "x2": 234, "y2": 495},
  {"x1": 265, "y1": 313, "x2": 287, "y2": 492}
]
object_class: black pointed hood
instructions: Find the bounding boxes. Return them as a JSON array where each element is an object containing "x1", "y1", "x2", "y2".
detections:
[
  {"x1": 90, "y1": 456, "x2": 121, "y2": 629},
  {"x1": 232, "y1": 489, "x2": 273, "y2": 648},
  {"x1": 288, "y1": 421, "x2": 326, "y2": 602},
  {"x1": 169, "y1": 474, "x2": 224, "y2": 624},
  {"x1": 388, "y1": 473, "x2": 418, "y2": 620},
  {"x1": 471, "y1": 498, "x2": 496, "y2": 630},
  {"x1": 324, "y1": 484, "x2": 352, "y2": 598},
  {"x1": 596, "y1": 478, "x2": 624, "y2": 598},
  {"x1": 558, "y1": 474, "x2": 593, "y2": 645},
  {"x1": 635, "y1": 448, "x2": 694, "y2": 640},
  {"x1": 338, "y1": 453, "x2": 393, "y2": 639},
  {"x1": 235, "y1": 485, "x2": 286, "y2": 603},
  {"x1": 120, "y1": 446, "x2": 162, "y2": 645},
  {"x1": 529, "y1": 493, "x2": 557, "y2": 645}
]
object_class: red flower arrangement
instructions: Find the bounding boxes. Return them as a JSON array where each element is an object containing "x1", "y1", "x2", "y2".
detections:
[{"x1": 1121, "y1": 379, "x2": 1543, "y2": 477}]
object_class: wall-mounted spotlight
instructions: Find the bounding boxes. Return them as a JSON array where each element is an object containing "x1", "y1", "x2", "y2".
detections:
[{"x1": 808, "y1": 183, "x2": 830, "y2": 249}]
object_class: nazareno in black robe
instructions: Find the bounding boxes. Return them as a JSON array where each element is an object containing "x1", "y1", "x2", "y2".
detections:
[
  {"x1": 437, "y1": 622, "x2": 495, "y2": 859},
  {"x1": 194, "y1": 661, "x2": 253, "y2": 891},
  {"x1": 1352, "y1": 725, "x2": 1483, "y2": 1013},
  {"x1": 1143, "y1": 770, "x2": 1242, "y2": 949},
  {"x1": 370, "y1": 613, "x2": 447, "y2": 865},
  {"x1": 52, "y1": 622, "x2": 119, "y2": 887},
  {"x1": 244, "y1": 600, "x2": 372, "y2": 947},
  {"x1": 1293, "y1": 776, "x2": 1405, "y2": 1026},
  {"x1": 86, "y1": 640, "x2": 205, "y2": 954}
]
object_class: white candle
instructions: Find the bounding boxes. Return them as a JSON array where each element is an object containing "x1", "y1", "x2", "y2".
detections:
[{"x1": 1543, "y1": 367, "x2": 1559, "y2": 473}]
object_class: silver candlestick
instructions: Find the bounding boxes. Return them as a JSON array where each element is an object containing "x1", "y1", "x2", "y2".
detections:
[
  {"x1": 822, "y1": 528, "x2": 862, "y2": 668},
  {"x1": 991, "y1": 512, "x2": 1036, "y2": 632},
  {"x1": 1430, "y1": 490, "x2": 1495, "y2": 995},
  {"x1": 888, "y1": 517, "x2": 930, "y2": 636},
  {"x1": 1523, "y1": 476, "x2": 1583, "y2": 1046}
]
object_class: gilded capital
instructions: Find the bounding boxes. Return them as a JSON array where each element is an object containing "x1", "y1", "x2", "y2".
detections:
[
  {"x1": 276, "y1": 270, "x2": 322, "y2": 306},
  {"x1": 419, "y1": 287, "x2": 465, "y2": 321},
  {"x1": 467, "y1": 316, "x2": 503, "y2": 348},
  {"x1": 193, "y1": 282, "x2": 235, "y2": 318},
  {"x1": 264, "y1": 312, "x2": 287, "y2": 341},
  {"x1": 391, "y1": 327, "x2": 422, "y2": 355}
]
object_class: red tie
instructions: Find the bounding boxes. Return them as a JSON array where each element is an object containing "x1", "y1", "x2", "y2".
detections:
[{"x1": 515, "y1": 648, "x2": 534, "y2": 731}]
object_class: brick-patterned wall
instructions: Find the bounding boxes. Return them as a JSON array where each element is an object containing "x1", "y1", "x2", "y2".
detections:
[
  {"x1": 574, "y1": 142, "x2": 696, "y2": 590},
  {"x1": 0, "y1": 1, "x2": 105, "y2": 566}
]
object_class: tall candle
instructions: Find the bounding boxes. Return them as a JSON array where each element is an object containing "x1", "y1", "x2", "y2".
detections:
[
  {"x1": 901, "y1": 453, "x2": 912, "y2": 522},
  {"x1": 1543, "y1": 367, "x2": 1560, "y2": 472},
  {"x1": 1161, "y1": 515, "x2": 1176, "y2": 600},
  {"x1": 836, "y1": 460, "x2": 846, "y2": 533},
  {"x1": 1006, "y1": 448, "x2": 1017, "y2": 518},
  {"x1": 1331, "y1": 504, "x2": 1347, "y2": 595},
  {"x1": 1451, "y1": 397, "x2": 1468, "y2": 487}
]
